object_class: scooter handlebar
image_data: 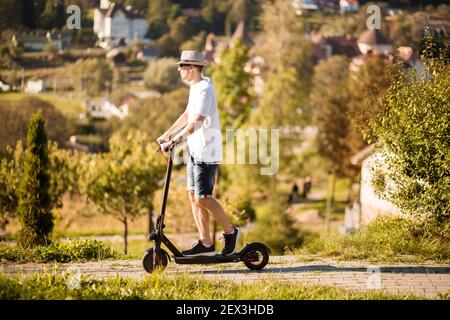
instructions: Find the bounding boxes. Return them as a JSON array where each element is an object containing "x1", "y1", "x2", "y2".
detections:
[{"x1": 157, "y1": 140, "x2": 182, "y2": 153}]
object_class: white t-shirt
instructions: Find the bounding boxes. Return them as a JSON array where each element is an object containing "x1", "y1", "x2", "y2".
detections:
[{"x1": 186, "y1": 78, "x2": 222, "y2": 163}]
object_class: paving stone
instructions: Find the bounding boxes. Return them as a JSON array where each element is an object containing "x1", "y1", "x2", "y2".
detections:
[{"x1": 2, "y1": 256, "x2": 449, "y2": 299}]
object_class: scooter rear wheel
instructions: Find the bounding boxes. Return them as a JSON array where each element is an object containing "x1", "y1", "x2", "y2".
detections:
[
  {"x1": 242, "y1": 243, "x2": 270, "y2": 271},
  {"x1": 142, "y1": 248, "x2": 169, "y2": 274}
]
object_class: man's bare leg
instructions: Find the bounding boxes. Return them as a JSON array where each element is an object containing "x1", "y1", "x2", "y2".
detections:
[
  {"x1": 188, "y1": 191, "x2": 213, "y2": 246},
  {"x1": 196, "y1": 197, "x2": 234, "y2": 234}
]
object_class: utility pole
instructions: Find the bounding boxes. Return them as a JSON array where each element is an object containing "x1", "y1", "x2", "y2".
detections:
[
  {"x1": 21, "y1": 68, "x2": 24, "y2": 92},
  {"x1": 325, "y1": 172, "x2": 334, "y2": 234}
]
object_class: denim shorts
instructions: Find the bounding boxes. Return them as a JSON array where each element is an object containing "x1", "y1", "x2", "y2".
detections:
[{"x1": 186, "y1": 156, "x2": 218, "y2": 198}]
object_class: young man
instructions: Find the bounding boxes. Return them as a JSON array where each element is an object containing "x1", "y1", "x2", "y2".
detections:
[{"x1": 157, "y1": 50, "x2": 240, "y2": 256}]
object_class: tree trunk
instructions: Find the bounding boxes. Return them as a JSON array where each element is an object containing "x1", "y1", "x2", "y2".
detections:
[
  {"x1": 330, "y1": 170, "x2": 337, "y2": 205},
  {"x1": 325, "y1": 172, "x2": 336, "y2": 234},
  {"x1": 123, "y1": 217, "x2": 128, "y2": 255},
  {"x1": 347, "y1": 177, "x2": 355, "y2": 204}
]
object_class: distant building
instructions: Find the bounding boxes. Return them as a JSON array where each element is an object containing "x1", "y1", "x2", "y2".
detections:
[
  {"x1": 203, "y1": 21, "x2": 254, "y2": 65},
  {"x1": 12, "y1": 31, "x2": 73, "y2": 52},
  {"x1": 66, "y1": 135, "x2": 90, "y2": 152},
  {"x1": 94, "y1": 0, "x2": 147, "y2": 49},
  {"x1": 46, "y1": 31, "x2": 73, "y2": 51},
  {"x1": 136, "y1": 46, "x2": 160, "y2": 62},
  {"x1": 84, "y1": 98, "x2": 128, "y2": 120},
  {"x1": 357, "y1": 28, "x2": 393, "y2": 55},
  {"x1": 396, "y1": 46, "x2": 424, "y2": 76},
  {"x1": 340, "y1": 0, "x2": 359, "y2": 14},
  {"x1": 12, "y1": 34, "x2": 48, "y2": 51},
  {"x1": 25, "y1": 80, "x2": 46, "y2": 93},
  {"x1": 351, "y1": 145, "x2": 402, "y2": 225},
  {"x1": 292, "y1": 0, "x2": 319, "y2": 12},
  {"x1": 310, "y1": 30, "x2": 360, "y2": 63},
  {"x1": 425, "y1": 22, "x2": 450, "y2": 40},
  {"x1": 0, "y1": 80, "x2": 11, "y2": 92},
  {"x1": 106, "y1": 48, "x2": 127, "y2": 66}
]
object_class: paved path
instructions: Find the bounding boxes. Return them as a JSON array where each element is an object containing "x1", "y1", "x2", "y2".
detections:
[{"x1": 2, "y1": 255, "x2": 449, "y2": 299}]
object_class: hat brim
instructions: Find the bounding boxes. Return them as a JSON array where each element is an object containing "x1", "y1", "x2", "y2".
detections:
[{"x1": 176, "y1": 60, "x2": 206, "y2": 66}]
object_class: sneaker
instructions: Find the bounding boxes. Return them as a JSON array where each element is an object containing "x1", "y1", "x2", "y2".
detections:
[
  {"x1": 221, "y1": 227, "x2": 240, "y2": 256},
  {"x1": 182, "y1": 241, "x2": 216, "y2": 257}
]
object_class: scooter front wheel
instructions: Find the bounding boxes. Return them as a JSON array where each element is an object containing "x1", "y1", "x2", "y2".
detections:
[
  {"x1": 241, "y1": 243, "x2": 270, "y2": 271},
  {"x1": 142, "y1": 247, "x2": 169, "y2": 274}
]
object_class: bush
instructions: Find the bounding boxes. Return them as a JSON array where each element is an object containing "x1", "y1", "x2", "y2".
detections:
[
  {"x1": 143, "y1": 57, "x2": 183, "y2": 93},
  {"x1": 247, "y1": 198, "x2": 303, "y2": 255},
  {"x1": 300, "y1": 216, "x2": 450, "y2": 263},
  {"x1": 368, "y1": 42, "x2": 450, "y2": 224},
  {"x1": 0, "y1": 238, "x2": 122, "y2": 263}
]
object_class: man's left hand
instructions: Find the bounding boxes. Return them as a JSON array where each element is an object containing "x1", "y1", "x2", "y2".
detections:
[{"x1": 160, "y1": 139, "x2": 174, "y2": 152}]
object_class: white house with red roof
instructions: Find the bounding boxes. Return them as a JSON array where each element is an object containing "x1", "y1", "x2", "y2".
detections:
[
  {"x1": 94, "y1": 0, "x2": 147, "y2": 49},
  {"x1": 340, "y1": 0, "x2": 359, "y2": 13}
]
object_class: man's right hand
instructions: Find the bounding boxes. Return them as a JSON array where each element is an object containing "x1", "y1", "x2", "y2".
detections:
[{"x1": 157, "y1": 134, "x2": 170, "y2": 145}]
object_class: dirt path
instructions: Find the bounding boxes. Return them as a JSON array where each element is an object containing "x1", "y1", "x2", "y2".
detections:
[{"x1": 2, "y1": 255, "x2": 449, "y2": 299}]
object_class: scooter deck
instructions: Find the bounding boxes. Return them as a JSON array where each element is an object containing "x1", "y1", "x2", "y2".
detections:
[{"x1": 174, "y1": 253, "x2": 242, "y2": 264}]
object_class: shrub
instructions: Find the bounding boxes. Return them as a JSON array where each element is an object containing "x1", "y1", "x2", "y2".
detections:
[
  {"x1": 143, "y1": 57, "x2": 183, "y2": 93},
  {"x1": 300, "y1": 216, "x2": 450, "y2": 263},
  {"x1": 0, "y1": 239, "x2": 122, "y2": 263},
  {"x1": 247, "y1": 198, "x2": 303, "y2": 255},
  {"x1": 368, "y1": 40, "x2": 450, "y2": 224},
  {"x1": 16, "y1": 111, "x2": 53, "y2": 248}
]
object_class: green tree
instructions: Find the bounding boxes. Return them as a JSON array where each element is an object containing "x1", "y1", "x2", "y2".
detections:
[
  {"x1": 387, "y1": 12, "x2": 425, "y2": 50},
  {"x1": 0, "y1": 0, "x2": 23, "y2": 29},
  {"x1": 346, "y1": 54, "x2": 393, "y2": 159},
  {"x1": 211, "y1": 39, "x2": 252, "y2": 129},
  {"x1": 251, "y1": 66, "x2": 307, "y2": 192},
  {"x1": 0, "y1": 143, "x2": 23, "y2": 239},
  {"x1": 70, "y1": 58, "x2": 113, "y2": 96},
  {"x1": 200, "y1": 0, "x2": 226, "y2": 35},
  {"x1": 224, "y1": 0, "x2": 262, "y2": 34},
  {"x1": 257, "y1": 0, "x2": 313, "y2": 93},
  {"x1": 156, "y1": 15, "x2": 193, "y2": 57},
  {"x1": 248, "y1": 199, "x2": 303, "y2": 255},
  {"x1": 0, "y1": 141, "x2": 81, "y2": 239},
  {"x1": 80, "y1": 130, "x2": 165, "y2": 254},
  {"x1": 250, "y1": 0, "x2": 314, "y2": 192},
  {"x1": 369, "y1": 46, "x2": 450, "y2": 224},
  {"x1": 147, "y1": 0, "x2": 180, "y2": 40},
  {"x1": 143, "y1": 57, "x2": 183, "y2": 93},
  {"x1": 180, "y1": 31, "x2": 207, "y2": 52},
  {"x1": 40, "y1": 0, "x2": 65, "y2": 29},
  {"x1": 311, "y1": 56, "x2": 352, "y2": 178},
  {"x1": 118, "y1": 87, "x2": 188, "y2": 141},
  {"x1": 0, "y1": 97, "x2": 71, "y2": 156},
  {"x1": 16, "y1": 111, "x2": 53, "y2": 248}
]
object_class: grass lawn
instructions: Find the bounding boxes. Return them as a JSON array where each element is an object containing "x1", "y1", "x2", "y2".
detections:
[
  {"x1": 296, "y1": 216, "x2": 450, "y2": 264},
  {"x1": 0, "y1": 92, "x2": 85, "y2": 120},
  {"x1": 0, "y1": 272, "x2": 426, "y2": 300}
]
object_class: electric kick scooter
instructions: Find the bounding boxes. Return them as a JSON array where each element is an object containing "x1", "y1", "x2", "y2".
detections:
[{"x1": 142, "y1": 141, "x2": 271, "y2": 273}]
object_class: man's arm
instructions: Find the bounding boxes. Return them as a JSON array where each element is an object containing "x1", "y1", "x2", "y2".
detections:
[
  {"x1": 158, "y1": 108, "x2": 188, "y2": 142},
  {"x1": 170, "y1": 114, "x2": 205, "y2": 144}
]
